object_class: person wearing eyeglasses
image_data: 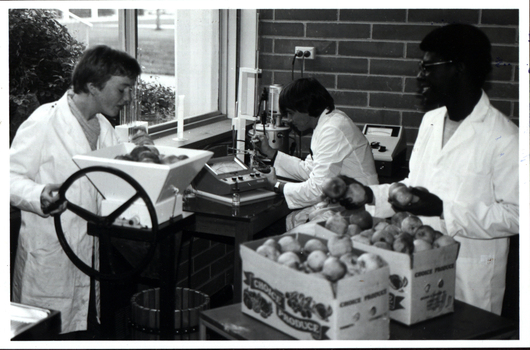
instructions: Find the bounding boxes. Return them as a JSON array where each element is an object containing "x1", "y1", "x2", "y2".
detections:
[
  {"x1": 323, "y1": 23, "x2": 519, "y2": 315},
  {"x1": 252, "y1": 77, "x2": 378, "y2": 229}
]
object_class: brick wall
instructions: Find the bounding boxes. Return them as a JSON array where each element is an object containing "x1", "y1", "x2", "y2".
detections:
[{"x1": 257, "y1": 8, "x2": 520, "y2": 159}]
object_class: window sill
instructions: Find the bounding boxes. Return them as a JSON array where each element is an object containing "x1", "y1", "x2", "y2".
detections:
[{"x1": 151, "y1": 117, "x2": 241, "y2": 150}]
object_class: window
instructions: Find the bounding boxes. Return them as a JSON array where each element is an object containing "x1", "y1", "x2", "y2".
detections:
[{"x1": 57, "y1": 8, "x2": 228, "y2": 133}]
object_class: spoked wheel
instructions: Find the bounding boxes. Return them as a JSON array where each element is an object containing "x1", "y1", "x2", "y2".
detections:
[{"x1": 54, "y1": 166, "x2": 158, "y2": 281}]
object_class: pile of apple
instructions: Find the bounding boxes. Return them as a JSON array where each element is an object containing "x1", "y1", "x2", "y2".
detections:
[
  {"x1": 255, "y1": 234, "x2": 386, "y2": 283},
  {"x1": 115, "y1": 145, "x2": 189, "y2": 164},
  {"x1": 323, "y1": 208, "x2": 457, "y2": 255}
]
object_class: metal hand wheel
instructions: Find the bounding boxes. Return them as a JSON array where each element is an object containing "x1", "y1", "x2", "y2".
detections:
[{"x1": 54, "y1": 165, "x2": 158, "y2": 281}]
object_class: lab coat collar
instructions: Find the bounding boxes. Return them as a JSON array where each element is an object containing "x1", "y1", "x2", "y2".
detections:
[
  {"x1": 439, "y1": 90, "x2": 489, "y2": 155},
  {"x1": 55, "y1": 93, "x2": 94, "y2": 156}
]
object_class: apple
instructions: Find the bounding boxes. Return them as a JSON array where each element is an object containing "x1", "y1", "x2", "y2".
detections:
[
  {"x1": 401, "y1": 215, "x2": 423, "y2": 235},
  {"x1": 160, "y1": 154, "x2": 181, "y2": 164},
  {"x1": 351, "y1": 234, "x2": 371, "y2": 245},
  {"x1": 373, "y1": 241, "x2": 392, "y2": 251},
  {"x1": 263, "y1": 238, "x2": 282, "y2": 251},
  {"x1": 327, "y1": 234, "x2": 353, "y2": 257},
  {"x1": 373, "y1": 221, "x2": 390, "y2": 231},
  {"x1": 130, "y1": 145, "x2": 152, "y2": 160},
  {"x1": 340, "y1": 252, "x2": 361, "y2": 275},
  {"x1": 414, "y1": 225, "x2": 436, "y2": 244},
  {"x1": 392, "y1": 232, "x2": 414, "y2": 254},
  {"x1": 413, "y1": 239, "x2": 433, "y2": 252},
  {"x1": 391, "y1": 211, "x2": 410, "y2": 229},
  {"x1": 138, "y1": 151, "x2": 161, "y2": 163},
  {"x1": 303, "y1": 238, "x2": 328, "y2": 254},
  {"x1": 382, "y1": 224, "x2": 401, "y2": 237},
  {"x1": 371, "y1": 228, "x2": 395, "y2": 246},
  {"x1": 434, "y1": 230, "x2": 444, "y2": 241},
  {"x1": 115, "y1": 154, "x2": 134, "y2": 161},
  {"x1": 278, "y1": 235, "x2": 302, "y2": 253},
  {"x1": 339, "y1": 252, "x2": 359, "y2": 265},
  {"x1": 389, "y1": 185, "x2": 414, "y2": 206},
  {"x1": 277, "y1": 251, "x2": 301, "y2": 269},
  {"x1": 145, "y1": 145, "x2": 160, "y2": 156},
  {"x1": 321, "y1": 177, "x2": 347, "y2": 199},
  {"x1": 357, "y1": 253, "x2": 386, "y2": 272},
  {"x1": 256, "y1": 244, "x2": 280, "y2": 261},
  {"x1": 342, "y1": 182, "x2": 368, "y2": 206},
  {"x1": 433, "y1": 235, "x2": 457, "y2": 248},
  {"x1": 306, "y1": 250, "x2": 328, "y2": 272},
  {"x1": 346, "y1": 224, "x2": 362, "y2": 237},
  {"x1": 324, "y1": 213, "x2": 349, "y2": 235},
  {"x1": 348, "y1": 209, "x2": 373, "y2": 230},
  {"x1": 322, "y1": 256, "x2": 347, "y2": 282},
  {"x1": 359, "y1": 228, "x2": 375, "y2": 239},
  {"x1": 388, "y1": 182, "x2": 407, "y2": 197}
]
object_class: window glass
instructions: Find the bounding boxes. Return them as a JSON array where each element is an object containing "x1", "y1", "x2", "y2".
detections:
[{"x1": 58, "y1": 8, "x2": 220, "y2": 127}]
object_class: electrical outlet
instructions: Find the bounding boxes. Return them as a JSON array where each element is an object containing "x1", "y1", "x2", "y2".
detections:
[{"x1": 294, "y1": 46, "x2": 315, "y2": 60}]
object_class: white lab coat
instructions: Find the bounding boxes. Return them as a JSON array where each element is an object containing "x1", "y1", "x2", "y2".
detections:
[
  {"x1": 10, "y1": 93, "x2": 119, "y2": 333},
  {"x1": 275, "y1": 109, "x2": 378, "y2": 210},
  {"x1": 369, "y1": 91, "x2": 519, "y2": 315}
]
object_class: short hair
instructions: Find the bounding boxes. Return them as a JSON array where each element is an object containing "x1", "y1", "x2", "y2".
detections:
[
  {"x1": 419, "y1": 23, "x2": 492, "y2": 88},
  {"x1": 279, "y1": 78, "x2": 335, "y2": 117},
  {"x1": 72, "y1": 45, "x2": 142, "y2": 94}
]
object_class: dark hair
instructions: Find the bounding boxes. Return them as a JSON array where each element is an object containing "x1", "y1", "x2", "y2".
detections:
[
  {"x1": 279, "y1": 78, "x2": 335, "y2": 117},
  {"x1": 72, "y1": 45, "x2": 142, "y2": 94},
  {"x1": 419, "y1": 23, "x2": 492, "y2": 88}
]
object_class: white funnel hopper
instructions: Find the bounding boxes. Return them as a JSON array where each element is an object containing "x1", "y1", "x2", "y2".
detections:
[{"x1": 73, "y1": 143, "x2": 213, "y2": 206}]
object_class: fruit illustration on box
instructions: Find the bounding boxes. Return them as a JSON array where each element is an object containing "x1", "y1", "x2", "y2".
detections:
[
  {"x1": 243, "y1": 289, "x2": 273, "y2": 319},
  {"x1": 389, "y1": 274, "x2": 408, "y2": 291}
]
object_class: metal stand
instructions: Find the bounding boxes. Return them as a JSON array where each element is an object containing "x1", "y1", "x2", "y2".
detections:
[{"x1": 92, "y1": 213, "x2": 195, "y2": 340}]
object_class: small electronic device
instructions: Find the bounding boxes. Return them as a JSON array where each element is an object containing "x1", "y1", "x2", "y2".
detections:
[
  {"x1": 362, "y1": 124, "x2": 407, "y2": 177},
  {"x1": 193, "y1": 155, "x2": 269, "y2": 195}
]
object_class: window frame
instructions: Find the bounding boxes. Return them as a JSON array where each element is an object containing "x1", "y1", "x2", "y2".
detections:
[{"x1": 117, "y1": 9, "x2": 238, "y2": 138}]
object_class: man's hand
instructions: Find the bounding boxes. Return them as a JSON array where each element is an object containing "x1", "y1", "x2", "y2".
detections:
[
  {"x1": 389, "y1": 186, "x2": 443, "y2": 217},
  {"x1": 40, "y1": 183, "x2": 67, "y2": 215},
  {"x1": 251, "y1": 133, "x2": 276, "y2": 159}
]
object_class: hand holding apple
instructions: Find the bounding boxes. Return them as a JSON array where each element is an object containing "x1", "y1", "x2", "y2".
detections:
[{"x1": 390, "y1": 186, "x2": 443, "y2": 217}]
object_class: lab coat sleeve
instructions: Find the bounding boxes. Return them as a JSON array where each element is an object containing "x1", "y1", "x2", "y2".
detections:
[
  {"x1": 10, "y1": 113, "x2": 48, "y2": 217},
  {"x1": 274, "y1": 151, "x2": 313, "y2": 182},
  {"x1": 444, "y1": 132, "x2": 519, "y2": 239},
  {"x1": 281, "y1": 124, "x2": 353, "y2": 209}
]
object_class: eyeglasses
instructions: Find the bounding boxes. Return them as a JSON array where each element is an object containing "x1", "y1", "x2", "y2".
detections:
[{"x1": 418, "y1": 60, "x2": 454, "y2": 73}]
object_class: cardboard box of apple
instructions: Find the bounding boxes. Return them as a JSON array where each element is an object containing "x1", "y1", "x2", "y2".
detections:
[
  {"x1": 315, "y1": 177, "x2": 460, "y2": 325},
  {"x1": 240, "y1": 232, "x2": 391, "y2": 340}
]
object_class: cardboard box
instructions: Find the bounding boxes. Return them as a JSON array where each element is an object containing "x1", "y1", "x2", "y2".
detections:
[
  {"x1": 240, "y1": 232, "x2": 390, "y2": 340},
  {"x1": 314, "y1": 222, "x2": 459, "y2": 325}
]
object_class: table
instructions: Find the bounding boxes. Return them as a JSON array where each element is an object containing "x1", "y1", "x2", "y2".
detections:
[
  {"x1": 183, "y1": 194, "x2": 291, "y2": 302},
  {"x1": 199, "y1": 302, "x2": 518, "y2": 340}
]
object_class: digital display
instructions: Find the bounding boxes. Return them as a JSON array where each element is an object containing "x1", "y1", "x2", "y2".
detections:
[{"x1": 207, "y1": 159, "x2": 247, "y2": 175}]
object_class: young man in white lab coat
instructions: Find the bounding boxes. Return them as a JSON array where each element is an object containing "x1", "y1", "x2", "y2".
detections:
[
  {"x1": 253, "y1": 78, "x2": 378, "y2": 229},
  {"x1": 330, "y1": 24, "x2": 519, "y2": 315},
  {"x1": 10, "y1": 45, "x2": 143, "y2": 336}
]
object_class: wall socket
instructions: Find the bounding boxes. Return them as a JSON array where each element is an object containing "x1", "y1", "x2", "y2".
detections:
[{"x1": 294, "y1": 46, "x2": 315, "y2": 60}]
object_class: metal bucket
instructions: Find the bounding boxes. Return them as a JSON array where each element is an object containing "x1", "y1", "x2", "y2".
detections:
[{"x1": 129, "y1": 287, "x2": 210, "y2": 340}]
